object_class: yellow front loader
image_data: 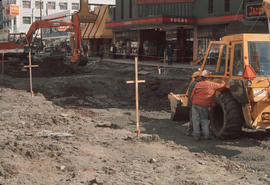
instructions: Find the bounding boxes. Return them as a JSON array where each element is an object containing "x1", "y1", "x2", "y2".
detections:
[{"x1": 169, "y1": 33, "x2": 270, "y2": 139}]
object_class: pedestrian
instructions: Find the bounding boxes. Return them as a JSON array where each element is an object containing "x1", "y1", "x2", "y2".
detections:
[
  {"x1": 190, "y1": 70, "x2": 226, "y2": 140},
  {"x1": 99, "y1": 45, "x2": 104, "y2": 61},
  {"x1": 186, "y1": 71, "x2": 201, "y2": 136},
  {"x1": 83, "y1": 45, "x2": 88, "y2": 56},
  {"x1": 167, "y1": 44, "x2": 173, "y2": 65}
]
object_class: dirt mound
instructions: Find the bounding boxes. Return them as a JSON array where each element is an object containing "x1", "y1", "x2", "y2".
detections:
[{"x1": 3, "y1": 58, "x2": 77, "y2": 78}]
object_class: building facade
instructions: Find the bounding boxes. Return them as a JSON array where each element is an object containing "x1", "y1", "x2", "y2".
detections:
[
  {"x1": 107, "y1": 0, "x2": 267, "y2": 62},
  {"x1": 1, "y1": 0, "x2": 88, "y2": 34}
]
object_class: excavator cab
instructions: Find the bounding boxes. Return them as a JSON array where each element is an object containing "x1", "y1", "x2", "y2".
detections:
[{"x1": 8, "y1": 33, "x2": 26, "y2": 45}]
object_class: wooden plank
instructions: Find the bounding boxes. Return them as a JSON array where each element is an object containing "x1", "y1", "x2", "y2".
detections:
[
  {"x1": 126, "y1": 80, "x2": 146, "y2": 84},
  {"x1": 24, "y1": 65, "x2": 39, "y2": 68}
]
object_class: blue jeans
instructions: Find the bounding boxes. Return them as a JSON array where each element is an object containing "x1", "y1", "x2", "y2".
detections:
[{"x1": 192, "y1": 105, "x2": 209, "y2": 138}]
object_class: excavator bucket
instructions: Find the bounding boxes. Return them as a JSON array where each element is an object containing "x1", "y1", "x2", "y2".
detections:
[{"x1": 168, "y1": 93, "x2": 190, "y2": 122}]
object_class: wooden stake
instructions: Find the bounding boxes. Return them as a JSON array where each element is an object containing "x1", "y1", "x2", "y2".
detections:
[
  {"x1": 135, "y1": 57, "x2": 140, "y2": 136},
  {"x1": 29, "y1": 50, "x2": 33, "y2": 96},
  {"x1": 24, "y1": 49, "x2": 39, "y2": 97},
  {"x1": 126, "y1": 56, "x2": 145, "y2": 137}
]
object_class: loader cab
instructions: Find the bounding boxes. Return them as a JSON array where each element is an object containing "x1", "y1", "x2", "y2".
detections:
[
  {"x1": 201, "y1": 41, "x2": 230, "y2": 77},
  {"x1": 200, "y1": 38, "x2": 253, "y2": 79},
  {"x1": 8, "y1": 33, "x2": 26, "y2": 45}
]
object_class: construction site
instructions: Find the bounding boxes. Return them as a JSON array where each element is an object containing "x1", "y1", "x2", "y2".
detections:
[
  {"x1": 2, "y1": 0, "x2": 270, "y2": 184},
  {"x1": 2, "y1": 55, "x2": 270, "y2": 185}
]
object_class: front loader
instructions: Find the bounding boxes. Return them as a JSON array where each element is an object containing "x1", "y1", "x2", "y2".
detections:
[{"x1": 168, "y1": 33, "x2": 270, "y2": 139}]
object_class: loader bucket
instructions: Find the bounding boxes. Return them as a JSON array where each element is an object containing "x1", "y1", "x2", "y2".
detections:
[{"x1": 168, "y1": 93, "x2": 190, "y2": 122}]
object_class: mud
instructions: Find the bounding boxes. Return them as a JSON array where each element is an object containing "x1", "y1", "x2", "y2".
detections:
[{"x1": 1, "y1": 59, "x2": 270, "y2": 184}]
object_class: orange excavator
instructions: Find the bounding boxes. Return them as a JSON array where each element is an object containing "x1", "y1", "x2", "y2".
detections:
[
  {"x1": 26, "y1": 13, "x2": 82, "y2": 63},
  {"x1": 0, "y1": 0, "x2": 96, "y2": 66}
]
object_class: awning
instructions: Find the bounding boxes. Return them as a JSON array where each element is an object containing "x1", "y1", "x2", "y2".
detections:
[{"x1": 81, "y1": 5, "x2": 113, "y2": 39}]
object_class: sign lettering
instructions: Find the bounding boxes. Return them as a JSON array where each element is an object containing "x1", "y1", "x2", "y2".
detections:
[{"x1": 246, "y1": 3, "x2": 265, "y2": 18}]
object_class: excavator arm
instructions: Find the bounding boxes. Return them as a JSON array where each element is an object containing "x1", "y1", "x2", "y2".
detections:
[{"x1": 26, "y1": 14, "x2": 82, "y2": 62}]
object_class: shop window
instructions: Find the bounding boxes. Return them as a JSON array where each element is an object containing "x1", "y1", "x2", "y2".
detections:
[
  {"x1": 208, "y1": 0, "x2": 213, "y2": 14},
  {"x1": 114, "y1": 31, "x2": 139, "y2": 57},
  {"x1": 225, "y1": 0, "x2": 230, "y2": 12},
  {"x1": 35, "y1": 1, "x2": 43, "y2": 9},
  {"x1": 121, "y1": 0, "x2": 124, "y2": 19},
  {"x1": 72, "y1": 3, "x2": 79, "y2": 10},
  {"x1": 143, "y1": 40, "x2": 158, "y2": 56},
  {"x1": 157, "y1": 4, "x2": 162, "y2": 15},
  {"x1": 109, "y1": 6, "x2": 116, "y2": 20},
  {"x1": 47, "y1": 2, "x2": 56, "y2": 10},
  {"x1": 59, "y1": 2, "x2": 68, "y2": 10},
  {"x1": 129, "y1": 0, "x2": 132, "y2": 18},
  {"x1": 23, "y1": 1, "x2": 31, "y2": 8},
  {"x1": 137, "y1": 5, "x2": 141, "y2": 17},
  {"x1": 8, "y1": 0, "x2": 16, "y2": 4},
  {"x1": 113, "y1": 7, "x2": 116, "y2": 20},
  {"x1": 23, "y1": 17, "x2": 31, "y2": 24}
]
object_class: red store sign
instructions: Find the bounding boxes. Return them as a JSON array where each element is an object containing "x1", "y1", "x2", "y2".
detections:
[{"x1": 246, "y1": 3, "x2": 265, "y2": 18}]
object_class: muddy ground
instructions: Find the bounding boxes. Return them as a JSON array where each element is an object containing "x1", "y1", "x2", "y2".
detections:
[{"x1": 1, "y1": 59, "x2": 270, "y2": 185}]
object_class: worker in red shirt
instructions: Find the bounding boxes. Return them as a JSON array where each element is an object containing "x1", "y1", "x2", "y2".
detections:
[{"x1": 190, "y1": 70, "x2": 226, "y2": 140}]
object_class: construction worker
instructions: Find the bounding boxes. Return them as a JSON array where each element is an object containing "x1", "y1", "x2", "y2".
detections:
[
  {"x1": 186, "y1": 71, "x2": 201, "y2": 136},
  {"x1": 190, "y1": 70, "x2": 226, "y2": 140}
]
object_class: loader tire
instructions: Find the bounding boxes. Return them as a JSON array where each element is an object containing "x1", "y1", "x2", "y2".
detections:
[{"x1": 210, "y1": 92, "x2": 244, "y2": 139}]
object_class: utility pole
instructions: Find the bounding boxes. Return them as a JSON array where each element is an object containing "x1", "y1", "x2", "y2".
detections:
[{"x1": 40, "y1": 0, "x2": 43, "y2": 48}]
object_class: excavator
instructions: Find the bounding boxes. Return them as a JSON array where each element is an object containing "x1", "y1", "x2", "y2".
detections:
[
  {"x1": 0, "y1": 0, "x2": 96, "y2": 71},
  {"x1": 168, "y1": 1, "x2": 270, "y2": 139}
]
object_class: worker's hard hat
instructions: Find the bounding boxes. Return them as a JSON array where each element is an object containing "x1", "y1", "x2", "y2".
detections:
[
  {"x1": 202, "y1": 70, "x2": 211, "y2": 77},
  {"x1": 192, "y1": 71, "x2": 201, "y2": 78}
]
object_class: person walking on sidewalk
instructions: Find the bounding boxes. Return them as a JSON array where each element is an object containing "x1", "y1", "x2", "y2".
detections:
[
  {"x1": 186, "y1": 71, "x2": 201, "y2": 136},
  {"x1": 167, "y1": 44, "x2": 173, "y2": 65},
  {"x1": 190, "y1": 70, "x2": 226, "y2": 140}
]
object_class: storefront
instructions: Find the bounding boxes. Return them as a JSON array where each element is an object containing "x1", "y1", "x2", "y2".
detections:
[
  {"x1": 107, "y1": 17, "x2": 195, "y2": 61},
  {"x1": 80, "y1": 5, "x2": 113, "y2": 57},
  {"x1": 113, "y1": 30, "x2": 139, "y2": 58},
  {"x1": 107, "y1": 0, "x2": 267, "y2": 63}
]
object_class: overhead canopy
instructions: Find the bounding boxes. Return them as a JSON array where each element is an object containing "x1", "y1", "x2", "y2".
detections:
[{"x1": 81, "y1": 5, "x2": 113, "y2": 39}]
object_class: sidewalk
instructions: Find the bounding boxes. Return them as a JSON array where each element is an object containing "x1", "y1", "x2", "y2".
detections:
[{"x1": 92, "y1": 57, "x2": 200, "y2": 70}]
